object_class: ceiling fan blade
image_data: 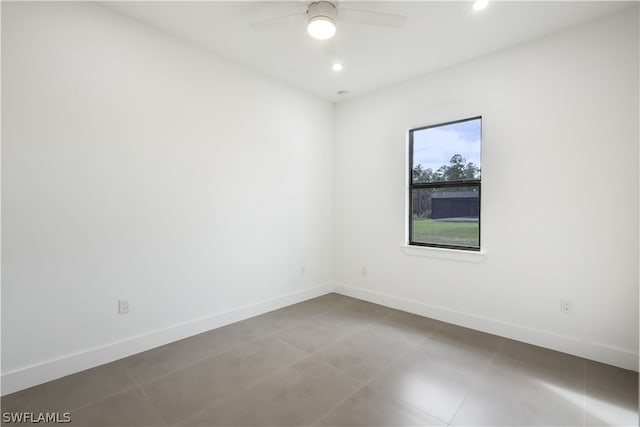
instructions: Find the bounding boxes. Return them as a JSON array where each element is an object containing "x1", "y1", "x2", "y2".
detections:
[
  {"x1": 249, "y1": 12, "x2": 305, "y2": 31},
  {"x1": 338, "y1": 8, "x2": 407, "y2": 28}
]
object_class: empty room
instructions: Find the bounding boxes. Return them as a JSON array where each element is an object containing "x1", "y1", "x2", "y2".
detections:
[{"x1": 1, "y1": 1, "x2": 638, "y2": 426}]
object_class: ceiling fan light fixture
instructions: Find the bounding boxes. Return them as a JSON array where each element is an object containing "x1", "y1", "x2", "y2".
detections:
[
  {"x1": 307, "y1": 16, "x2": 336, "y2": 40},
  {"x1": 307, "y1": 1, "x2": 337, "y2": 40}
]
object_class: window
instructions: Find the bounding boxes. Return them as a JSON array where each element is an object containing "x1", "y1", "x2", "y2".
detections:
[{"x1": 409, "y1": 117, "x2": 481, "y2": 251}]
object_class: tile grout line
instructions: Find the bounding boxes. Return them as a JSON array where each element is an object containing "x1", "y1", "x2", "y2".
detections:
[
  {"x1": 65, "y1": 364, "x2": 163, "y2": 420},
  {"x1": 445, "y1": 336, "x2": 507, "y2": 426},
  {"x1": 308, "y1": 323, "x2": 447, "y2": 427},
  {"x1": 306, "y1": 379, "x2": 368, "y2": 426},
  {"x1": 141, "y1": 297, "x2": 364, "y2": 425},
  {"x1": 128, "y1": 296, "x2": 355, "y2": 387},
  {"x1": 63, "y1": 363, "x2": 143, "y2": 415},
  {"x1": 176, "y1": 302, "x2": 400, "y2": 426},
  {"x1": 171, "y1": 299, "x2": 368, "y2": 427},
  {"x1": 375, "y1": 334, "x2": 447, "y2": 425},
  {"x1": 370, "y1": 324, "x2": 502, "y2": 426},
  {"x1": 127, "y1": 366, "x2": 173, "y2": 427},
  {"x1": 304, "y1": 309, "x2": 434, "y2": 422},
  {"x1": 173, "y1": 343, "x2": 315, "y2": 426},
  {"x1": 492, "y1": 340, "x2": 589, "y2": 389},
  {"x1": 64, "y1": 383, "x2": 136, "y2": 415}
]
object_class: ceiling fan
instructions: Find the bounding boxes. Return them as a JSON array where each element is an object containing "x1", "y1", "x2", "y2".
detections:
[{"x1": 249, "y1": 1, "x2": 407, "y2": 40}]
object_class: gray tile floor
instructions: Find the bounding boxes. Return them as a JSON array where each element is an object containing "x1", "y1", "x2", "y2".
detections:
[{"x1": 1, "y1": 293, "x2": 638, "y2": 426}]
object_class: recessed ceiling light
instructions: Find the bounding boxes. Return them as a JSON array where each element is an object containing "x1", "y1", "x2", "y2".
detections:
[
  {"x1": 473, "y1": 0, "x2": 488, "y2": 11},
  {"x1": 332, "y1": 63, "x2": 343, "y2": 72}
]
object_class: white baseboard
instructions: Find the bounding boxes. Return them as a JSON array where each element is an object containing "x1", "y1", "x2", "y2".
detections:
[
  {"x1": 1, "y1": 283, "x2": 334, "y2": 396},
  {"x1": 334, "y1": 282, "x2": 638, "y2": 372}
]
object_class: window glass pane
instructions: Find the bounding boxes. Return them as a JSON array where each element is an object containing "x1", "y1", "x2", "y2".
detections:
[
  {"x1": 411, "y1": 187, "x2": 479, "y2": 248},
  {"x1": 412, "y1": 118, "x2": 481, "y2": 183}
]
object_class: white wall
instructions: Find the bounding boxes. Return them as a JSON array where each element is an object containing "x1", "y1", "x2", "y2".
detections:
[
  {"x1": 333, "y1": 8, "x2": 639, "y2": 370},
  {"x1": 1, "y1": 2, "x2": 333, "y2": 392}
]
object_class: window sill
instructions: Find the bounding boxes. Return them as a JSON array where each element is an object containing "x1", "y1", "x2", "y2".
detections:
[{"x1": 400, "y1": 245, "x2": 487, "y2": 262}]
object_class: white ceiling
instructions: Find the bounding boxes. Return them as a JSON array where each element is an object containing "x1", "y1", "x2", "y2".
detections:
[{"x1": 104, "y1": 1, "x2": 633, "y2": 102}]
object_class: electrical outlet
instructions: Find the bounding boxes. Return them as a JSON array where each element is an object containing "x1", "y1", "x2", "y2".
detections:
[
  {"x1": 560, "y1": 298, "x2": 571, "y2": 314},
  {"x1": 119, "y1": 299, "x2": 130, "y2": 314}
]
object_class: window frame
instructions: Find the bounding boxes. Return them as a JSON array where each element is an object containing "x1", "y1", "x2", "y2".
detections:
[{"x1": 408, "y1": 116, "x2": 482, "y2": 252}]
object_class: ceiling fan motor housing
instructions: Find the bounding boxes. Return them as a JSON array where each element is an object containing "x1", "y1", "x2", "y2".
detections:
[{"x1": 307, "y1": 1, "x2": 337, "y2": 21}]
